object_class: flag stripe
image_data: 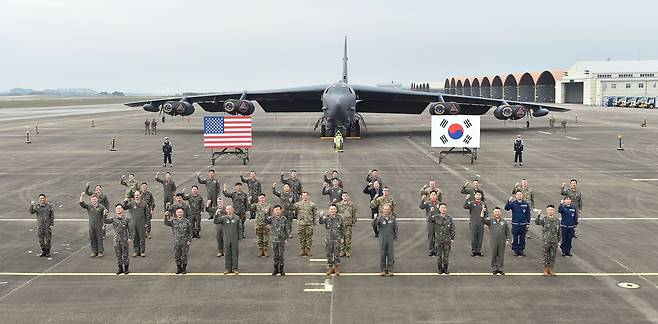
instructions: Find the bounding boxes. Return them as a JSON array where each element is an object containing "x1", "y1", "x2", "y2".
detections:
[{"x1": 203, "y1": 116, "x2": 252, "y2": 148}]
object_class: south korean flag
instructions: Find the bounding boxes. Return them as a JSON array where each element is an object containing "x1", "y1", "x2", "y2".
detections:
[{"x1": 431, "y1": 115, "x2": 480, "y2": 148}]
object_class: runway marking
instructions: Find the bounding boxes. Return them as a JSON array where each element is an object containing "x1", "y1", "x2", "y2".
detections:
[
  {"x1": 538, "y1": 131, "x2": 552, "y2": 135},
  {"x1": 566, "y1": 136, "x2": 581, "y2": 140},
  {"x1": 632, "y1": 179, "x2": 658, "y2": 181},
  {"x1": 1, "y1": 272, "x2": 658, "y2": 277},
  {"x1": 309, "y1": 259, "x2": 327, "y2": 262},
  {"x1": 304, "y1": 279, "x2": 333, "y2": 292}
]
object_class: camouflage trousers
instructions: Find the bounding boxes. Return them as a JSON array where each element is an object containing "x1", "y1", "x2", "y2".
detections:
[
  {"x1": 325, "y1": 239, "x2": 341, "y2": 266},
  {"x1": 190, "y1": 213, "x2": 201, "y2": 236},
  {"x1": 215, "y1": 224, "x2": 224, "y2": 252},
  {"x1": 284, "y1": 211, "x2": 295, "y2": 237},
  {"x1": 436, "y1": 240, "x2": 451, "y2": 267},
  {"x1": 174, "y1": 244, "x2": 189, "y2": 265},
  {"x1": 114, "y1": 240, "x2": 129, "y2": 266},
  {"x1": 542, "y1": 241, "x2": 559, "y2": 267},
  {"x1": 256, "y1": 225, "x2": 270, "y2": 248},
  {"x1": 272, "y1": 241, "x2": 285, "y2": 266},
  {"x1": 341, "y1": 225, "x2": 353, "y2": 254},
  {"x1": 89, "y1": 226, "x2": 104, "y2": 254},
  {"x1": 37, "y1": 226, "x2": 52, "y2": 250},
  {"x1": 298, "y1": 225, "x2": 313, "y2": 249}
]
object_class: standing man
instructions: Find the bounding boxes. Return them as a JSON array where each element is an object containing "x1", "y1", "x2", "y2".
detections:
[
  {"x1": 223, "y1": 183, "x2": 249, "y2": 239},
  {"x1": 419, "y1": 191, "x2": 442, "y2": 257},
  {"x1": 151, "y1": 118, "x2": 157, "y2": 135},
  {"x1": 123, "y1": 191, "x2": 151, "y2": 257},
  {"x1": 420, "y1": 180, "x2": 443, "y2": 203},
  {"x1": 183, "y1": 185, "x2": 205, "y2": 238},
  {"x1": 373, "y1": 204, "x2": 397, "y2": 276},
  {"x1": 280, "y1": 170, "x2": 302, "y2": 199},
  {"x1": 264, "y1": 205, "x2": 290, "y2": 275},
  {"x1": 240, "y1": 170, "x2": 263, "y2": 204},
  {"x1": 319, "y1": 205, "x2": 345, "y2": 275},
  {"x1": 430, "y1": 203, "x2": 456, "y2": 274},
  {"x1": 370, "y1": 187, "x2": 396, "y2": 238},
  {"x1": 560, "y1": 119, "x2": 567, "y2": 133},
  {"x1": 366, "y1": 169, "x2": 384, "y2": 187},
  {"x1": 166, "y1": 193, "x2": 190, "y2": 220},
  {"x1": 29, "y1": 194, "x2": 54, "y2": 257},
  {"x1": 460, "y1": 179, "x2": 485, "y2": 201},
  {"x1": 145, "y1": 118, "x2": 151, "y2": 135},
  {"x1": 249, "y1": 193, "x2": 272, "y2": 257},
  {"x1": 84, "y1": 183, "x2": 110, "y2": 239},
  {"x1": 337, "y1": 192, "x2": 357, "y2": 257},
  {"x1": 504, "y1": 191, "x2": 531, "y2": 257},
  {"x1": 120, "y1": 174, "x2": 139, "y2": 200},
  {"x1": 363, "y1": 180, "x2": 383, "y2": 237},
  {"x1": 105, "y1": 204, "x2": 133, "y2": 275},
  {"x1": 162, "y1": 137, "x2": 173, "y2": 167},
  {"x1": 155, "y1": 171, "x2": 177, "y2": 209},
  {"x1": 549, "y1": 115, "x2": 556, "y2": 132},
  {"x1": 561, "y1": 179, "x2": 583, "y2": 238},
  {"x1": 482, "y1": 207, "x2": 512, "y2": 275},
  {"x1": 292, "y1": 191, "x2": 318, "y2": 257},
  {"x1": 558, "y1": 197, "x2": 578, "y2": 257},
  {"x1": 138, "y1": 183, "x2": 155, "y2": 239},
  {"x1": 514, "y1": 135, "x2": 524, "y2": 167},
  {"x1": 535, "y1": 205, "x2": 561, "y2": 276},
  {"x1": 197, "y1": 170, "x2": 221, "y2": 208},
  {"x1": 323, "y1": 170, "x2": 343, "y2": 188},
  {"x1": 273, "y1": 182, "x2": 297, "y2": 239},
  {"x1": 512, "y1": 179, "x2": 535, "y2": 239},
  {"x1": 79, "y1": 193, "x2": 108, "y2": 257},
  {"x1": 464, "y1": 192, "x2": 487, "y2": 257},
  {"x1": 207, "y1": 197, "x2": 227, "y2": 257},
  {"x1": 322, "y1": 179, "x2": 344, "y2": 205},
  {"x1": 164, "y1": 207, "x2": 192, "y2": 274},
  {"x1": 218, "y1": 205, "x2": 243, "y2": 274}
]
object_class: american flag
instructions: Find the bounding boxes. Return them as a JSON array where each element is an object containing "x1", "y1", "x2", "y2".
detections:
[{"x1": 203, "y1": 116, "x2": 252, "y2": 148}]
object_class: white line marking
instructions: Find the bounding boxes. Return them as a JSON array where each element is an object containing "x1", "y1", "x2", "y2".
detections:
[
  {"x1": 538, "y1": 131, "x2": 551, "y2": 135},
  {"x1": 632, "y1": 179, "x2": 658, "y2": 181},
  {"x1": 566, "y1": 136, "x2": 581, "y2": 140},
  {"x1": 0, "y1": 272, "x2": 657, "y2": 277},
  {"x1": 309, "y1": 259, "x2": 327, "y2": 262}
]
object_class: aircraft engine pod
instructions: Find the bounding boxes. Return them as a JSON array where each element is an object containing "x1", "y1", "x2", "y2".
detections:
[
  {"x1": 446, "y1": 102, "x2": 460, "y2": 115},
  {"x1": 509, "y1": 105, "x2": 527, "y2": 120},
  {"x1": 532, "y1": 107, "x2": 549, "y2": 117},
  {"x1": 175, "y1": 101, "x2": 195, "y2": 116},
  {"x1": 162, "y1": 101, "x2": 175, "y2": 114},
  {"x1": 429, "y1": 102, "x2": 446, "y2": 115},
  {"x1": 493, "y1": 105, "x2": 514, "y2": 120},
  {"x1": 142, "y1": 103, "x2": 159, "y2": 112},
  {"x1": 236, "y1": 100, "x2": 255, "y2": 115},
  {"x1": 223, "y1": 100, "x2": 238, "y2": 115}
]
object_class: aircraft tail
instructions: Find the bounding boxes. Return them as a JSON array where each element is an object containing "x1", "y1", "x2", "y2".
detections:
[{"x1": 342, "y1": 36, "x2": 348, "y2": 83}]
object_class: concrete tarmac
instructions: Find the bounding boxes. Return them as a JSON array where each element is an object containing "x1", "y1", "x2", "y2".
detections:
[{"x1": 1, "y1": 103, "x2": 657, "y2": 323}]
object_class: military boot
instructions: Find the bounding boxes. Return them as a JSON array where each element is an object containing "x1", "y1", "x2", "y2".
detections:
[
  {"x1": 543, "y1": 267, "x2": 549, "y2": 276},
  {"x1": 326, "y1": 266, "x2": 334, "y2": 275},
  {"x1": 124, "y1": 264, "x2": 129, "y2": 275},
  {"x1": 298, "y1": 248, "x2": 305, "y2": 256},
  {"x1": 263, "y1": 248, "x2": 269, "y2": 257},
  {"x1": 334, "y1": 265, "x2": 341, "y2": 276},
  {"x1": 45, "y1": 249, "x2": 51, "y2": 257},
  {"x1": 306, "y1": 248, "x2": 312, "y2": 257},
  {"x1": 258, "y1": 248, "x2": 264, "y2": 257},
  {"x1": 176, "y1": 265, "x2": 182, "y2": 274},
  {"x1": 272, "y1": 265, "x2": 278, "y2": 276},
  {"x1": 548, "y1": 267, "x2": 556, "y2": 276},
  {"x1": 182, "y1": 264, "x2": 187, "y2": 274},
  {"x1": 116, "y1": 264, "x2": 123, "y2": 275},
  {"x1": 443, "y1": 265, "x2": 449, "y2": 275},
  {"x1": 40, "y1": 248, "x2": 46, "y2": 257},
  {"x1": 279, "y1": 265, "x2": 285, "y2": 276}
]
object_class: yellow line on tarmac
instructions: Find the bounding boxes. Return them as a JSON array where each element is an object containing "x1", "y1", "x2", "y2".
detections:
[{"x1": 1, "y1": 272, "x2": 657, "y2": 277}]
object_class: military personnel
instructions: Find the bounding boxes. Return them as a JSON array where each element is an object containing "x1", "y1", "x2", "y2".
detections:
[
  {"x1": 120, "y1": 174, "x2": 139, "y2": 200},
  {"x1": 105, "y1": 204, "x2": 133, "y2": 275},
  {"x1": 337, "y1": 192, "x2": 357, "y2": 257},
  {"x1": 162, "y1": 137, "x2": 173, "y2": 167},
  {"x1": 249, "y1": 193, "x2": 272, "y2": 257},
  {"x1": 370, "y1": 187, "x2": 397, "y2": 216},
  {"x1": 419, "y1": 191, "x2": 441, "y2": 257},
  {"x1": 223, "y1": 182, "x2": 249, "y2": 239},
  {"x1": 79, "y1": 193, "x2": 108, "y2": 257},
  {"x1": 240, "y1": 170, "x2": 263, "y2": 202},
  {"x1": 460, "y1": 179, "x2": 485, "y2": 201},
  {"x1": 151, "y1": 118, "x2": 157, "y2": 135},
  {"x1": 513, "y1": 135, "x2": 524, "y2": 167},
  {"x1": 322, "y1": 179, "x2": 344, "y2": 204},
  {"x1": 264, "y1": 205, "x2": 291, "y2": 275},
  {"x1": 273, "y1": 182, "x2": 297, "y2": 238},
  {"x1": 323, "y1": 170, "x2": 343, "y2": 188},
  {"x1": 464, "y1": 192, "x2": 487, "y2": 257},
  {"x1": 84, "y1": 182, "x2": 110, "y2": 239},
  {"x1": 122, "y1": 191, "x2": 151, "y2": 257},
  {"x1": 420, "y1": 180, "x2": 443, "y2": 203},
  {"x1": 164, "y1": 207, "x2": 192, "y2": 274},
  {"x1": 366, "y1": 169, "x2": 384, "y2": 187},
  {"x1": 482, "y1": 207, "x2": 512, "y2": 275},
  {"x1": 144, "y1": 118, "x2": 151, "y2": 135},
  {"x1": 207, "y1": 197, "x2": 227, "y2": 257},
  {"x1": 558, "y1": 197, "x2": 578, "y2": 257},
  {"x1": 292, "y1": 191, "x2": 318, "y2": 256},
  {"x1": 560, "y1": 119, "x2": 567, "y2": 133},
  {"x1": 363, "y1": 180, "x2": 383, "y2": 237},
  {"x1": 512, "y1": 179, "x2": 535, "y2": 239},
  {"x1": 319, "y1": 205, "x2": 345, "y2": 275},
  {"x1": 430, "y1": 203, "x2": 455, "y2": 274},
  {"x1": 280, "y1": 170, "x2": 303, "y2": 199},
  {"x1": 218, "y1": 205, "x2": 243, "y2": 274},
  {"x1": 535, "y1": 205, "x2": 561, "y2": 276},
  {"x1": 139, "y1": 182, "x2": 156, "y2": 239},
  {"x1": 373, "y1": 204, "x2": 397, "y2": 276},
  {"x1": 29, "y1": 194, "x2": 54, "y2": 257},
  {"x1": 155, "y1": 171, "x2": 177, "y2": 208},
  {"x1": 183, "y1": 185, "x2": 205, "y2": 238},
  {"x1": 504, "y1": 191, "x2": 531, "y2": 257},
  {"x1": 197, "y1": 170, "x2": 221, "y2": 208},
  {"x1": 561, "y1": 179, "x2": 583, "y2": 238},
  {"x1": 549, "y1": 115, "x2": 556, "y2": 131},
  {"x1": 167, "y1": 193, "x2": 190, "y2": 219}
]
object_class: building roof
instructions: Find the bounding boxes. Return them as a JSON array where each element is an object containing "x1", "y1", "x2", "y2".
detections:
[{"x1": 568, "y1": 60, "x2": 658, "y2": 74}]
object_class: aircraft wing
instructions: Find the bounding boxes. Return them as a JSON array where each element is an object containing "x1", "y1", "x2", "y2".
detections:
[{"x1": 124, "y1": 85, "x2": 328, "y2": 113}]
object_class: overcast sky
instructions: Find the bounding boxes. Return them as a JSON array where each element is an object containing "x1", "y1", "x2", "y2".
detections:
[{"x1": 1, "y1": 0, "x2": 656, "y2": 94}]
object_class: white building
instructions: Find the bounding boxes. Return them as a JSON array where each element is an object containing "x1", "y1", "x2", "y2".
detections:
[{"x1": 556, "y1": 60, "x2": 658, "y2": 105}]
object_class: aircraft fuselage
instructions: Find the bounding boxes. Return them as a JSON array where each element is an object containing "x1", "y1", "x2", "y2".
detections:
[{"x1": 321, "y1": 82, "x2": 356, "y2": 134}]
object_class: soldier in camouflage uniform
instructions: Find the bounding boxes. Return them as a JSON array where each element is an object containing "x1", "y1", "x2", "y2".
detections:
[
  {"x1": 561, "y1": 179, "x2": 583, "y2": 238},
  {"x1": 29, "y1": 194, "x2": 54, "y2": 257},
  {"x1": 420, "y1": 180, "x2": 443, "y2": 202},
  {"x1": 482, "y1": 207, "x2": 512, "y2": 275},
  {"x1": 460, "y1": 179, "x2": 485, "y2": 201},
  {"x1": 323, "y1": 170, "x2": 343, "y2": 188},
  {"x1": 218, "y1": 205, "x2": 243, "y2": 274},
  {"x1": 337, "y1": 192, "x2": 357, "y2": 257},
  {"x1": 430, "y1": 203, "x2": 455, "y2": 274},
  {"x1": 512, "y1": 178, "x2": 535, "y2": 239},
  {"x1": 105, "y1": 204, "x2": 133, "y2": 274},
  {"x1": 535, "y1": 205, "x2": 561, "y2": 276},
  {"x1": 241, "y1": 171, "x2": 263, "y2": 219},
  {"x1": 419, "y1": 190, "x2": 442, "y2": 257},
  {"x1": 164, "y1": 207, "x2": 192, "y2": 274},
  {"x1": 120, "y1": 174, "x2": 139, "y2": 200},
  {"x1": 138, "y1": 183, "x2": 155, "y2": 239},
  {"x1": 84, "y1": 182, "x2": 110, "y2": 239},
  {"x1": 249, "y1": 193, "x2": 272, "y2": 257},
  {"x1": 273, "y1": 182, "x2": 297, "y2": 239},
  {"x1": 464, "y1": 192, "x2": 487, "y2": 257},
  {"x1": 183, "y1": 185, "x2": 205, "y2": 238},
  {"x1": 280, "y1": 170, "x2": 303, "y2": 199},
  {"x1": 167, "y1": 193, "x2": 190, "y2": 220},
  {"x1": 207, "y1": 197, "x2": 227, "y2": 257},
  {"x1": 223, "y1": 183, "x2": 249, "y2": 239},
  {"x1": 322, "y1": 179, "x2": 344, "y2": 205},
  {"x1": 155, "y1": 171, "x2": 177, "y2": 208},
  {"x1": 197, "y1": 169, "x2": 221, "y2": 207},
  {"x1": 264, "y1": 205, "x2": 290, "y2": 275},
  {"x1": 373, "y1": 204, "x2": 397, "y2": 276},
  {"x1": 292, "y1": 192, "x2": 318, "y2": 256},
  {"x1": 123, "y1": 191, "x2": 152, "y2": 257},
  {"x1": 363, "y1": 180, "x2": 383, "y2": 237},
  {"x1": 79, "y1": 192, "x2": 108, "y2": 257},
  {"x1": 366, "y1": 169, "x2": 384, "y2": 187},
  {"x1": 319, "y1": 205, "x2": 345, "y2": 275}
]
